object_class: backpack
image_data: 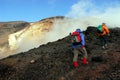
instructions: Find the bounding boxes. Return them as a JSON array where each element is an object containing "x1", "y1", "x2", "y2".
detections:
[
  {"x1": 97, "y1": 25, "x2": 103, "y2": 33},
  {"x1": 71, "y1": 31, "x2": 81, "y2": 43}
]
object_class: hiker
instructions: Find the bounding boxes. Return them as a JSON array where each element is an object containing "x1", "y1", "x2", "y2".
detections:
[
  {"x1": 70, "y1": 29, "x2": 88, "y2": 68},
  {"x1": 97, "y1": 23, "x2": 110, "y2": 49}
]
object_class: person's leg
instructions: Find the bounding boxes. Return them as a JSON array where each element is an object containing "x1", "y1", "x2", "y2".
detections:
[
  {"x1": 99, "y1": 36, "x2": 105, "y2": 49},
  {"x1": 82, "y1": 47, "x2": 88, "y2": 59},
  {"x1": 79, "y1": 47, "x2": 88, "y2": 64},
  {"x1": 103, "y1": 35, "x2": 108, "y2": 48},
  {"x1": 73, "y1": 48, "x2": 79, "y2": 67}
]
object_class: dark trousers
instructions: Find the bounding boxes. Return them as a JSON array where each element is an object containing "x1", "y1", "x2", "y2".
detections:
[{"x1": 99, "y1": 35, "x2": 108, "y2": 46}]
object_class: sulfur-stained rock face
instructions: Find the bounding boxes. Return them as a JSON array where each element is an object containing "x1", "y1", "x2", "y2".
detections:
[
  {"x1": 0, "y1": 16, "x2": 65, "y2": 46},
  {"x1": 0, "y1": 16, "x2": 65, "y2": 58},
  {"x1": 0, "y1": 21, "x2": 29, "y2": 46},
  {"x1": 0, "y1": 17, "x2": 60, "y2": 47},
  {"x1": 0, "y1": 25, "x2": 120, "y2": 80}
]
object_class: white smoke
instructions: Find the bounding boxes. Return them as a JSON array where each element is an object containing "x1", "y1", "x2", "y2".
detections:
[
  {"x1": 8, "y1": 23, "x2": 49, "y2": 53},
  {"x1": 46, "y1": 18, "x2": 89, "y2": 41},
  {"x1": 66, "y1": 0, "x2": 120, "y2": 27}
]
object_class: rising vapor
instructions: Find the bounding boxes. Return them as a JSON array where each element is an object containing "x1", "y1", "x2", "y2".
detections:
[{"x1": 66, "y1": 0, "x2": 120, "y2": 27}]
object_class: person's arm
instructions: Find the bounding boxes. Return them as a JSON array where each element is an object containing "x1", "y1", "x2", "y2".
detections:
[
  {"x1": 104, "y1": 25, "x2": 110, "y2": 34},
  {"x1": 80, "y1": 33, "x2": 85, "y2": 47}
]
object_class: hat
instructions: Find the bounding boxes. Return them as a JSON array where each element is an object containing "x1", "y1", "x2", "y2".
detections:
[
  {"x1": 76, "y1": 29, "x2": 82, "y2": 32},
  {"x1": 102, "y1": 23, "x2": 106, "y2": 25}
]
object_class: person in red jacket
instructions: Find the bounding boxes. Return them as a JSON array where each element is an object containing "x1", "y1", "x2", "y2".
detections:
[
  {"x1": 70, "y1": 29, "x2": 88, "y2": 68},
  {"x1": 97, "y1": 23, "x2": 110, "y2": 49}
]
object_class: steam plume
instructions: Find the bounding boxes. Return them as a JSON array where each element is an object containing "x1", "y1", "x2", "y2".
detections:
[{"x1": 66, "y1": 0, "x2": 120, "y2": 27}]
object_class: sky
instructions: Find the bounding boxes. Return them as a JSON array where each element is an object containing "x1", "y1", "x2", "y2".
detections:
[
  {"x1": 0, "y1": 0, "x2": 79, "y2": 22},
  {"x1": 0, "y1": 0, "x2": 120, "y2": 22}
]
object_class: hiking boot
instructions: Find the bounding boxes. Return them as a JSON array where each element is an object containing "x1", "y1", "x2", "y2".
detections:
[
  {"x1": 105, "y1": 44, "x2": 109, "y2": 49},
  {"x1": 102, "y1": 46, "x2": 105, "y2": 49},
  {"x1": 81, "y1": 58, "x2": 88, "y2": 65},
  {"x1": 73, "y1": 61, "x2": 79, "y2": 68}
]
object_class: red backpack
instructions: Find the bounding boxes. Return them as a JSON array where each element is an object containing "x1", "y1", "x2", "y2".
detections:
[{"x1": 71, "y1": 31, "x2": 81, "y2": 43}]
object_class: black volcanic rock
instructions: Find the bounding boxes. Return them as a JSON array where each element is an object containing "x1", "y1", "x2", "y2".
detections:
[
  {"x1": 40, "y1": 16, "x2": 65, "y2": 21},
  {"x1": 0, "y1": 63, "x2": 16, "y2": 78},
  {"x1": 0, "y1": 27, "x2": 120, "y2": 80}
]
